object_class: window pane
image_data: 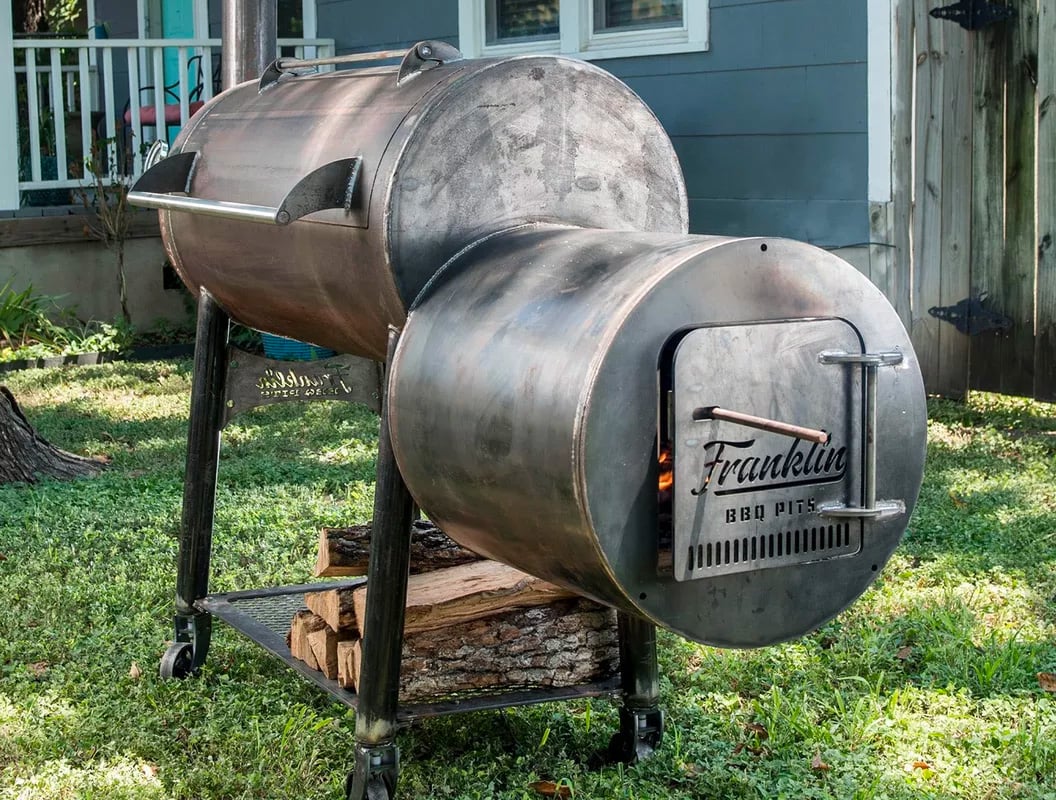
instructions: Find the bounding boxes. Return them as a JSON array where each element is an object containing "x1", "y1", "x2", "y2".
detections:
[
  {"x1": 487, "y1": 0, "x2": 560, "y2": 44},
  {"x1": 595, "y1": 0, "x2": 683, "y2": 32}
]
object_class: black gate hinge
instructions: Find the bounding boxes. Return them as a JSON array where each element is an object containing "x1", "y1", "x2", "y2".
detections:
[
  {"x1": 930, "y1": 0, "x2": 1016, "y2": 31},
  {"x1": 929, "y1": 293, "x2": 1013, "y2": 335}
]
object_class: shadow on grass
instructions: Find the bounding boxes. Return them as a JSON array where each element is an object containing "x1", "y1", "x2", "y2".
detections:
[{"x1": 19, "y1": 398, "x2": 381, "y2": 487}]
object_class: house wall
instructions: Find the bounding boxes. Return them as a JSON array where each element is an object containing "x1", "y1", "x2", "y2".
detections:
[
  {"x1": 0, "y1": 236, "x2": 189, "y2": 329},
  {"x1": 315, "y1": 0, "x2": 868, "y2": 246}
]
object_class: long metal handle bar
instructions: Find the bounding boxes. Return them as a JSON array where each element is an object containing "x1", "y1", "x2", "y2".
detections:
[
  {"x1": 277, "y1": 49, "x2": 407, "y2": 70},
  {"x1": 128, "y1": 153, "x2": 361, "y2": 226},
  {"x1": 693, "y1": 406, "x2": 829, "y2": 444},
  {"x1": 260, "y1": 41, "x2": 463, "y2": 94},
  {"x1": 817, "y1": 350, "x2": 905, "y2": 521},
  {"x1": 129, "y1": 192, "x2": 290, "y2": 224}
]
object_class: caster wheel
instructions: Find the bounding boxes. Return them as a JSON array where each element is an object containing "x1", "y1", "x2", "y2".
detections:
[
  {"x1": 366, "y1": 778, "x2": 391, "y2": 800},
  {"x1": 159, "y1": 641, "x2": 194, "y2": 679},
  {"x1": 346, "y1": 772, "x2": 395, "y2": 800}
]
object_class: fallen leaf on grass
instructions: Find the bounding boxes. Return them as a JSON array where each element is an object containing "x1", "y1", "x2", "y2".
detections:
[
  {"x1": 948, "y1": 490, "x2": 967, "y2": 509},
  {"x1": 909, "y1": 760, "x2": 934, "y2": 771},
  {"x1": 129, "y1": 662, "x2": 142, "y2": 679},
  {"x1": 141, "y1": 763, "x2": 158, "y2": 778},
  {"x1": 529, "y1": 780, "x2": 571, "y2": 798},
  {"x1": 27, "y1": 661, "x2": 48, "y2": 678},
  {"x1": 811, "y1": 752, "x2": 830, "y2": 772},
  {"x1": 743, "y1": 722, "x2": 769, "y2": 740},
  {"x1": 731, "y1": 742, "x2": 766, "y2": 757},
  {"x1": 895, "y1": 646, "x2": 913, "y2": 660},
  {"x1": 1037, "y1": 672, "x2": 1056, "y2": 692}
]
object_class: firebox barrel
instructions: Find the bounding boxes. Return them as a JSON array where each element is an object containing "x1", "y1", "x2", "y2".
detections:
[
  {"x1": 146, "y1": 48, "x2": 688, "y2": 361},
  {"x1": 387, "y1": 226, "x2": 927, "y2": 648}
]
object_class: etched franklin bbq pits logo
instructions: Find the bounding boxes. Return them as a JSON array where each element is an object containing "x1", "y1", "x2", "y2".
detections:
[
  {"x1": 221, "y1": 350, "x2": 383, "y2": 426},
  {"x1": 670, "y1": 319, "x2": 865, "y2": 580},
  {"x1": 256, "y1": 365, "x2": 354, "y2": 399},
  {"x1": 692, "y1": 436, "x2": 847, "y2": 497}
]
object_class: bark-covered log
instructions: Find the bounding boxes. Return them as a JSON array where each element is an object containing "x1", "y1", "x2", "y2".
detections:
[
  {"x1": 0, "y1": 387, "x2": 104, "y2": 484},
  {"x1": 356, "y1": 560, "x2": 575, "y2": 636},
  {"x1": 315, "y1": 519, "x2": 480, "y2": 577},
  {"x1": 337, "y1": 599, "x2": 618, "y2": 701}
]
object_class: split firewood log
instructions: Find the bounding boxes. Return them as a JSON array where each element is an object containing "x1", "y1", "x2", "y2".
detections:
[
  {"x1": 305, "y1": 587, "x2": 358, "y2": 633},
  {"x1": 314, "y1": 519, "x2": 479, "y2": 577},
  {"x1": 307, "y1": 627, "x2": 340, "y2": 680},
  {"x1": 287, "y1": 609, "x2": 329, "y2": 670}
]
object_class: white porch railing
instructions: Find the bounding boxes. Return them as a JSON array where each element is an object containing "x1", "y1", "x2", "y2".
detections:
[{"x1": 3, "y1": 36, "x2": 335, "y2": 206}]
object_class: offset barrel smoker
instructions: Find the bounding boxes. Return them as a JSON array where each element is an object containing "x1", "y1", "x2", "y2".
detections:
[{"x1": 132, "y1": 42, "x2": 926, "y2": 799}]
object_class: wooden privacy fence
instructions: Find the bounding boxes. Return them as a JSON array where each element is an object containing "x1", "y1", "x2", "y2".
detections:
[{"x1": 890, "y1": 0, "x2": 1056, "y2": 400}]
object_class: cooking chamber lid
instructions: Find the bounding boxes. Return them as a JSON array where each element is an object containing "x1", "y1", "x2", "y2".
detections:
[{"x1": 670, "y1": 318, "x2": 863, "y2": 581}]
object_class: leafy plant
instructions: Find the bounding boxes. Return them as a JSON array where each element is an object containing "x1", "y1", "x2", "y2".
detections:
[
  {"x1": 75, "y1": 137, "x2": 134, "y2": 324},
  {"x1": 0, "y1": 282, "x2": 71, "y2": 349},
  {"x1": 0, "y1": 283, "x2": 133, "y2": 362}
]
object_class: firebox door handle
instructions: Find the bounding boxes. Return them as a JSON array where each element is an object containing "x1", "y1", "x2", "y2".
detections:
[
  {"x1": 693, "y1": 407, "x2": 830, "y2": 445},
  {"x1": 128, "y1": 152, "x2": 362, "y2": 226},
  {"x1": 816, "y1": 350, "x2": 906, "y2": 521}
]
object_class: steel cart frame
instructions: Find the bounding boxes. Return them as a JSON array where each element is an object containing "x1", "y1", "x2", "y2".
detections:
[{"x1": 161, "y1": 291, "x2": 665, "y2": 799}]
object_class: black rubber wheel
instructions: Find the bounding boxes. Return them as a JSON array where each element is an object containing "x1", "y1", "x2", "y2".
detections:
[
  {"x1": 346, "y1": 773, "x2": 394, "y2": 800},
  {"x1": 159, "y1": 641, "x2": 194, "y2": 680},
  {"x1": 366, "y1": 778, "x2": 391, "y2": 800}
]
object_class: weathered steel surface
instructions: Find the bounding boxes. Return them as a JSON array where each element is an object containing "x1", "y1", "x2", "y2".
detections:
[
  {"x1": 388, "y1": 227, "x2": 927, "y2": 648},
  {"x1": 159, "y1": 54, "x2": 688, "y2": 360}
]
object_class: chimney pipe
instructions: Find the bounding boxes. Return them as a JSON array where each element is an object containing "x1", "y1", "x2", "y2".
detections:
[{"x1": 221, "y1": 0, "x2": 277, "y2": 89}]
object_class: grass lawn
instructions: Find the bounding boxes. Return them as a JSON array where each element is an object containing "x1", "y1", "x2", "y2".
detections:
[{"x1": 0, "y1": 360, "x2": 1054, "y2": 799}]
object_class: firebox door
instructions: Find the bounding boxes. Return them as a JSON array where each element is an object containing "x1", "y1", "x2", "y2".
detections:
[{"x1": 671, "y1": 318, "x2": 864, "y2": 581}]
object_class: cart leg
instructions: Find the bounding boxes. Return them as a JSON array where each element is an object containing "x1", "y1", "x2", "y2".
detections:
[
  {"x1": 162, "y1": 290, "x2": 230, "y2": 679},
  {"x1": 607, "y1": 612, "x2": 664, "y2": 764},
  {"x1": 347, "y1": 328, "x2": 415, "y2": 800}
]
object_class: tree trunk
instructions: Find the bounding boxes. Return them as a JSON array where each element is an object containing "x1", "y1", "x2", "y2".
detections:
[{"x1": 0, "y1": 387, "x2": 104, "y2": 484}]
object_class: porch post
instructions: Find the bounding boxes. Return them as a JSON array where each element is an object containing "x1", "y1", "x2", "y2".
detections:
[
  {"x1": 0, "y1": 0, "x2": 20, "y2": 210},
  {"x1": 302, "y1": 0, "x2": 318, "y2": 58},
  {"x1": 193, "y1": 0, "x2": 209, "y2": 39}
]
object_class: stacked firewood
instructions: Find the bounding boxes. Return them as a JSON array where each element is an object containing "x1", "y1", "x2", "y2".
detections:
[{"x1": 287, "y1": 521, "x2": 619, "y2": 702}]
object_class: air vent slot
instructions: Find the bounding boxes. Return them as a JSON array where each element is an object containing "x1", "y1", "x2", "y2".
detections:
[{"x1": 686, "y1": 523, "x2": 854, "y2": 572}]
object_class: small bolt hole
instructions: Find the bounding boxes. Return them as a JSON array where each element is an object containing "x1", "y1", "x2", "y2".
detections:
[
  {"x1": 760, "y1": 243, "x2": 768, "y2": 252},
  {"x1": 639, "y1": 592, "x2": 648, "y2": 600},
  {"x1": 871, "y1": 564, "x2": 878, "y2": 572}
]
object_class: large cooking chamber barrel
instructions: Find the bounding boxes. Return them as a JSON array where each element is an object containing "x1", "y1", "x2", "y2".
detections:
[
  {"x1": 151, "y1": 52, "x2": 688, "y2": 360},
  {"x1": 388, "y1": 226, "x2": 926, "y2": 648}
]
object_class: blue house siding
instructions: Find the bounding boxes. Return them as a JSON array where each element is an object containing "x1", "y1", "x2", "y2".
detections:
[
  {"x1": 314, "y1": 0, "x2": 869, "y2": 245},
  {"x1": 317, "y1": 0, "x2": 458, "y2": 54}
]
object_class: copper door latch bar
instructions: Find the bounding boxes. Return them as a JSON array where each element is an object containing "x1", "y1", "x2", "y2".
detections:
[{"x1": 692, "y1": 406, "x2": 830, "y2": 445}]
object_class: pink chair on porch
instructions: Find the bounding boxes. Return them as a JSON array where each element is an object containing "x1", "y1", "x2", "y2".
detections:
[{"x1": 122, "y1": 54, "x2": 211, "y2": 143}]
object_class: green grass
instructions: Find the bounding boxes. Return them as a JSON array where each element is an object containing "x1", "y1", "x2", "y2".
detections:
[{"x1": 1, "y1": 361, "x2": 1054, "y2": 799}]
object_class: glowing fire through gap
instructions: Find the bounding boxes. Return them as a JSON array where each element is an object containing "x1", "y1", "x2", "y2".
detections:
[{"x1": 659, "y1": 444, "x2": 673, "y2": 493}]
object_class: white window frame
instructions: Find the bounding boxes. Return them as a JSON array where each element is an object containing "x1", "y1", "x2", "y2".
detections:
[{"x1": 458, "y1": 0, "x2": 709, "y2": 61}]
